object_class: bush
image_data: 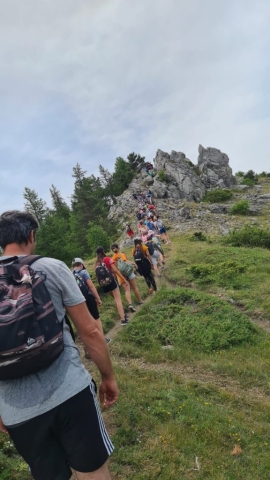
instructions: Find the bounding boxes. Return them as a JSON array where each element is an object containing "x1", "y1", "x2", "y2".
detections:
[
  {"x1": 202, "y1": 189, "x2": 232, "y2": 203},
  {"x1": 230, "y1": 200, "x2": 249, "y2": 215},
  {"x1": 188, "y1": 260, "x2": 246, "y2": 286},
  {"x1": 156, "y1": 169, "x2": 171, "y2": 183},
  {"x1": 242, "y1": 178, "x2": 256, "y2": 186},
  {"x1": 87, "y1": 222, "x2": 111, "y2": 254},
  {"x1": 224, "y1": 225, "x2": 270, "y2": 249},
  {"x1": 189, "y1": 232, "x2": 207, "y2": 242},
  {"x1": 119, "y1": 288, "x2": 259, "y2": 352}
]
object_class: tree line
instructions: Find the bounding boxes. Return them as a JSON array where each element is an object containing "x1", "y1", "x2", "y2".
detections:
[{"x1": 23, "y1": 153, "x2": 145, "y2": 264}]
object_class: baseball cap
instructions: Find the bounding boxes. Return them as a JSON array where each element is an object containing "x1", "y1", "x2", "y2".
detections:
[{"x1": 72, "y1": 257, "x2": 84, "y2": 265}]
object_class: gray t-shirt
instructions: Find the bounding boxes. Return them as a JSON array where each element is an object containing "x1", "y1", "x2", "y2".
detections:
[
  {"x1": 0, "y1": 256, "x2": 92, "y2": 426},
  {"x1": 73, "y1": 268, "x2": 93, "y2": 296}
]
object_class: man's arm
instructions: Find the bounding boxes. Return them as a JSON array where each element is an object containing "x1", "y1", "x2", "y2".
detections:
[{"x1": 66, "y1": 302, "x2": 118, "y2": 409}]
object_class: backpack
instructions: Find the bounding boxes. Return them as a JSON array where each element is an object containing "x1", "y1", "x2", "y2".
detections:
[
  {"x1": 133, "y1": 247, "x2": 145, "y2": 263},
  {"x1": 0, "y1": 255, "x2": 64, "y2": 381},
  {"x1": 95, "y1": 262, "x2": 114, "y2": 287},
  {"x1": 117, "y1": 257, "x2": 133, "y2": 277},
  {"x1": 146, "y1": 242, "x2": 155, "y2": 256},
  {"x1": 73, "y1": 270, "x2": 89, "y2": 299}
]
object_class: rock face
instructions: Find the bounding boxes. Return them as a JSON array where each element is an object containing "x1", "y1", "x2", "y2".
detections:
[
  {"x1": 152, "y1": 149, "x2": 206, "y2": 201},
  {"x1": 197, "y1": 145, "x2": 235, "y2": 188},
  {"x1": 108, "y1": 144, "x2": 236, "y2": 221}
]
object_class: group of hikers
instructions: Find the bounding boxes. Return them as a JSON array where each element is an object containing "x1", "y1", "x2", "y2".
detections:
[{"x1": 0, "y1": 194, "x2": 172, "y2": 479}]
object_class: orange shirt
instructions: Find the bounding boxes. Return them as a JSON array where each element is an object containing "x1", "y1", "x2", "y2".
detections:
[
  {"x1": 111, "y1": 252, "x2": 128, "y2": 285},
  {"x1": 131, "y1": 245, "x2": 148, "y2": 257}
]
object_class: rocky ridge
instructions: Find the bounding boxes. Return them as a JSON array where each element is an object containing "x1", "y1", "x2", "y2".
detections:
[{"x1": 108, "y1": 145, "x2": 270, "y2": 245}]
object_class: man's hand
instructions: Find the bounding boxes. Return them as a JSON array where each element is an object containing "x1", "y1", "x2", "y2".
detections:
[
  {"x1": 0, "y1": 416, "x2": 8, "y2": 434},
  {"x1": 99, "y1": 378, "x2": 119, "y2": 409}
]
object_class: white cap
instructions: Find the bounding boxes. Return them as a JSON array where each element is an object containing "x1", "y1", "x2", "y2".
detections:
[{"x1": 72, "y1": 257, "x2": 84, "y2": 265}]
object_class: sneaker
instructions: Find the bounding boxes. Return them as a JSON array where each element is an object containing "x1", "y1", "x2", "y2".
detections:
[
  {"x1": 148, "y1": 288, "x2": 154, "y2": 294},
  {"x1": 106, "y1": 338, "x2": 111, "y2": 344},
  {"x1": 128, "y1": 304, "x2": 136, "y2": 312},
  {"x1": 138, "y1": 301, "x2": 144, "y2": 305},
  {"x1": 121, "y1": 319, "x2": 129, "y2": 326}
]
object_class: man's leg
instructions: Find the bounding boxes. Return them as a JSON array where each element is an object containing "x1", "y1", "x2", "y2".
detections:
[{"x1": 76, "y1": 461, "x2": 111, "y2": 480}]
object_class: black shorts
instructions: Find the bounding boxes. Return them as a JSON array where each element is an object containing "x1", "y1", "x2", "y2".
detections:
[
  {"x1": 102, "y1": 278, "x2": 118, "y2": 294},
  {"x1": 86, "y1": 294, "x2": 99, "y2": 320},
  {"x1": 6, "y1": 384, "x2": 114, "y2": 480}
]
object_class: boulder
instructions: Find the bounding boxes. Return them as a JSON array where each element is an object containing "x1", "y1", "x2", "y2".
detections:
[
  {"x1": 153, "y1": 149, "x2": 205, "y2": 201},
  {"x1": 179, "y1": 207, "x2": 191, "y2": 219},
  {"x1": 197, "y1": 145, "x2": 235, "y2": 188}
]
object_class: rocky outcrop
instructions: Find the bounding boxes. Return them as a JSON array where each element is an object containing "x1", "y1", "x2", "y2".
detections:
[
  {"x1": 108, "y1": 144, "x2": 236, "y2": 221},
  {"x1": 153, "y1": 149, "x2": 205, "y2": 201},
  {"x1": 197, "y1": 145, "x2": 235, "y2": 188}
]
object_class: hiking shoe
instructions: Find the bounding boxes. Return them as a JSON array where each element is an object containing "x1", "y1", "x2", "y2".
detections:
[
  {"x1": 148, "y1": 288, "x2": 154, "y2": 294},
  {"x1": 128, "y1": 304, "x2": 136, "y2": 312},
  {"x1": 121, "y1": 319, "x2": 129, "y2": 326},
  {"x1": 138, "y1": 301, "x2": 144, "y2": 305},
  {"x1": 106, "y1": 338, "x2": 111, "y2": 344}
]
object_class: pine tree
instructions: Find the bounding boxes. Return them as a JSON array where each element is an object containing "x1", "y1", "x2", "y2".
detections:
[{"x1": 23, "y1": 188, "x2": 48, "y2": 223}]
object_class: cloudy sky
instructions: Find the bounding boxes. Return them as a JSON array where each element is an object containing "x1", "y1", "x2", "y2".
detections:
[{"x1": 0, "y1": 0, "x2": 269, "y2": 211}]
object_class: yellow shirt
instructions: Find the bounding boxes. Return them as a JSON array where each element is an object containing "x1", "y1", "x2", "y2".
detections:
[{"x1": 111, "y1": 252, "x2": 128, "y2": 285}]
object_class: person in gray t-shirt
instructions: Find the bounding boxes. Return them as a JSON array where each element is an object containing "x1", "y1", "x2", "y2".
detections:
[{"x1": 0, "y1": 210, "x2": 118, "y2": 480}]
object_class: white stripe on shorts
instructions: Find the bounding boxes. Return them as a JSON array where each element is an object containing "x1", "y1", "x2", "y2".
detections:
[{"x1": 89, "y1": 381, "x2": 114, "y2": 455}]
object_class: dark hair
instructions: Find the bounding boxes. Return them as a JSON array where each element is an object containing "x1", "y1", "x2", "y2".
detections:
[
  {"x1": 134, "y1": 238, "x2": 142, "y2": 246},
  {"x1": 111, "y1": 243, "x2": 119, "y2": 250},
  {"x1": 0, "y1": 210, "x2": 39, "y2": 249},
  {"x1": 95, "y1": 246, "x2": 105, "y2": 265}
]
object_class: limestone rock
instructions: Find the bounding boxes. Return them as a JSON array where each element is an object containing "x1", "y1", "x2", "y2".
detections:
[
  {"x1": 153, "y1": 149, "x2": 205, "y2": 201},
  {"x1": 179, "y1": 207, "x2": 191, "y2": 219},
  {"x1": 197, "y1": 145, "x2": 235, "y2": 188}
]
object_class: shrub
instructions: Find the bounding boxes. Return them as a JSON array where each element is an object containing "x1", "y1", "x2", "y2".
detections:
[
  {"x1": 156, "y1": 169, "x2": 171, "y2": 183},
  {"x1": 188, "y1": 260, "x2": 246, "y2": 286},
  {"x1": 224, "y1": 225, "x2": 270, "y2": 249},
  {"x1": 189, "y1": 232, "x2": 207, "y2": 242},
  {"x1": 202, "y1": 189, "x2": 232, "y2": 203},
  {"x1": 230, "y1": 200, "x2": 249, "y2": 215},
  {"x1": 87, "y1": 222, "x2": 111, "y2": 254},
  {"x1": 119, "y1": 288, "x2": 259, "y2": 352},
  {"x1": 242, "y1": 178, "x2": 256, "y2": 186}
]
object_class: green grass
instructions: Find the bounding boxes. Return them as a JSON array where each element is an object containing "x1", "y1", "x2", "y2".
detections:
[{"x1": 110, "y1": 367, "x2": 270, "y2": 480}]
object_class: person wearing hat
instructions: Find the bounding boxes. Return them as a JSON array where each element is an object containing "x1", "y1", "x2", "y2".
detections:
[
  {"x1": 72, "y1": 258, "x2": 111, "y2": 345},
  {"x1": 95, "y1": 247, "x2": 129, "y2": 326}
]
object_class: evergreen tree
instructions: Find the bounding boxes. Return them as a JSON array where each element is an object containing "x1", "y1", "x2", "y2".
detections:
[
  {"x1": 23, "y1": 188, "x2": 48, "y2": 223},
  {"x1": 111, "y1": 157, "x2": 134, "y2": 196},
  {"x1": 127, "y1": 152, "x2": 145, "y2": 171}
]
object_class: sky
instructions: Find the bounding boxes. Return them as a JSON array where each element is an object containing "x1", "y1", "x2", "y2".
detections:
[{"x1": 0, "y1": 0, "x2": 269, "y2": 211}]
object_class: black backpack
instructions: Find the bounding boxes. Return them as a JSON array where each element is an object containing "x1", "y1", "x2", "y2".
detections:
[
  {"x1": 95, "y1": 262, "x2": 114, "y2": 287},
  {"x1": 146, "y1": 242, "x2": 155, "y2": 256},
  {"x1": 133, "y1": 247, "x2": 145, "y2": 263},
  {"x1": 0, "y1": 255, "x2": 63, "y2": 381},
  {"x1": 73, "y1": 270, "x2": 89, "y2": 299}
]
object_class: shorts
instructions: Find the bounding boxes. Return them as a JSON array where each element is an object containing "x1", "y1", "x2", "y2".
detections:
[
  {"x1": 7, "y1": 384, "x2": 114, "y2": 480},
  {"x1": 151, "y1": 255, "x2": 158, "y2": 266},
  {"x1": 159, "y1": 227, "x2": 166, "y2": 234},
  {"x1": 86, "y1": 294, "x2": 99, "y2": 320},
  {"x1": 102, "y1": 277, "x2": 118, "y2": 294},
  {"x1": 128, "y1": 272, "x2": 136, "y2": 280}
]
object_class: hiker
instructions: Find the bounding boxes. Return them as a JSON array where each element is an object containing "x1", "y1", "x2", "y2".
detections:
[
  {"x1": 132, "y1": 238, "x2": 157, "y2": 294},
  {"x1": 111, "y1": 243, "x2": 143, "y2": 305},
  {"x1": 154, "y1": 216, "x2": 171, "y2": 244},
  {"x1": 132, "y1": 192, "x2": 137, "y2": 200},
  {"x1": 72, "y1": 258, "x2": 111, "y2": 346},
  {"x1": 138, "y1": 220, "x2": 149, "y2": 242},
  {"x1": 145, "y1": 235, "x2": 161, "y2": 277},
  {"x1": 95, "y1": 246, "x2": 129, "y2": 325},
  {"x1": 146, "y1": 189, "x2": 152, "y2": 204},
  {"x1": 126, "y1": 224, "x2": 134, "y2": 238},
  {"x1": 0, "y1": 210, "x2": 118, "y2": 480}
]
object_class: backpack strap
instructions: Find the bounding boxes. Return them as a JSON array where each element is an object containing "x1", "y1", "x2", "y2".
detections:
[
  {"x1": 16, "y1": 255, "x2": 43, "y2": 266},
  {"x1": 0, "y1": 256, "x2": 19, "y2": 265}
]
